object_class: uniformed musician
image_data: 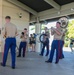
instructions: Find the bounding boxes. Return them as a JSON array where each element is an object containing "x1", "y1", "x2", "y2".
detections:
[
  {"x1": 45, "y1": 22, "x2": 64, "y2": 64},
  {"x1": 59, "y1": 29, "x2": 67, "y2": 59},
  {"x1": 17, "y1": 28, "x2": 28, "y2": 57},
  {"x1": 40, "y1": 27, "x2": 50, "y2": 56},
  {"x1": 1, "y1": 16, "x2": 17, "y2": 69}
]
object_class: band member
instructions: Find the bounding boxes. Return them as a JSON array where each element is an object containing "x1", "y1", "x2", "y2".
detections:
[
  {"x1": 40, "y1": 27, "x2": 50, "y2": 56},
  {"x1": 17, "y1": 28, "x2": 28, "y2": 57},
  {"x1": 45, "y1": 22, "x2": 64, "y2": 64},
  {"x1": 1, "y1": 16, "x2": 17, "y2": 69},
  {"x1": 59, "y1": 34, "x2": 65, "y2": 59},
  {"x1": 59, "y1": 29, "x2": 67, "y2": 59}
]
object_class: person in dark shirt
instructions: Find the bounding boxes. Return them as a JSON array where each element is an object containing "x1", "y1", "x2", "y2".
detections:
[{"x1": 29, "y1": 34, "x2": 36, "y2": 52}]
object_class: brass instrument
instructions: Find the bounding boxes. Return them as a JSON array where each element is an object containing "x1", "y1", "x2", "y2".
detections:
[
  {"x1": 39, "y1": 17, "x2": 69, "y2": 43},
  {"x1": 58, "y1": 17, "x2": 69, "y2": 28}
]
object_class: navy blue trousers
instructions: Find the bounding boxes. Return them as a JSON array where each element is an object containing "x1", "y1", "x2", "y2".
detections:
[
  {"x1": 2, "y1": 38, "x2": 16, "y2": 67},
  {"x1": 59, "y1": 40, "x2": 64, "y2": 59},
  {"x1": 48, "y1": 40, "x2": 62, "y2": 62},
  {"x1": 18, "y1": 41, "x2": 27, "y2": 57},
  {"x1": 40, "y1": 39, "x2": 49, "y2": 56}
]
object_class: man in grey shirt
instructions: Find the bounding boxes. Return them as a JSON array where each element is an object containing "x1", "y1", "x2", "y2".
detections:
[{"x1": 1, "y1": 16, "x2": 17, "y2": 69}]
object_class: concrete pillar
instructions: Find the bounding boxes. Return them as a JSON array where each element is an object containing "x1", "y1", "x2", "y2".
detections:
[{"x1": 35, "y1": 17, "x2": 41, "y2": 52}]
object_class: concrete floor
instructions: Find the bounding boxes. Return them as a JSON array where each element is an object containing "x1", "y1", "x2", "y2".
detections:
[{"x1": 0, "y1": 50, "x2": 74, "y2": 75}]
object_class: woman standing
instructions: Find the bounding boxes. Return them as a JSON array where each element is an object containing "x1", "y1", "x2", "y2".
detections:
[{"x1": 30, "y1": 34, "x2": 36, "y2": 52}]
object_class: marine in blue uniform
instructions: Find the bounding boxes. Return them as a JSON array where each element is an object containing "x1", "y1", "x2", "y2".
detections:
[
  {"x1": 40, "y1": 27, "x2": 50, "y2": 56},
  {"x1": 45, "y1": 22, "x2": 64, "y2": 64},
  {"x1": 17, "y1": 28, "x2": 28, "y2": 57},
  {"x1": 59, "y1": 29, "x2": 67, "y2": 59},
  {"x1": 1, "y1": 16, "x2": 17, "y2": 69}
]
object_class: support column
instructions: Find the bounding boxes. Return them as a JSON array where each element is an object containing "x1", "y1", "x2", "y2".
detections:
[{"x1": 35, "y1": 17, "x2": 41, "y2": 52}]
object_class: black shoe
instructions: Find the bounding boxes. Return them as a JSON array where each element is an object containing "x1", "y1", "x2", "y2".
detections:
[
  {"x1": 0, "y1": 62, "x2": 5, "y2": 67},
  {"x1": 59, "y1": 57, "x2": 63, "y2": 59},
  {"x1": 23, "y1": 56, "x2": 25, "y2": 57},
  {"x1": 45, "y1": 55, "x2": 48, "y2": 56},
  {"x1": 59, "y1": 57, "x2": 64, "y2": 59},
  {"x1": 59, "y1": 58, "x2": 62, "y2": 59},
  {"x1": 39, "y1": 54, "x2": 43, "y2": 56},
  {"x1": 17, "y1": 55, "x2": 21, "y2": 57},
  {"x1": 12, "y1": 67, "x2": 15, "y2": 69},
  {"x1": 45, "y1": 60, "x2": 52, "y2": 63},
  {"x1": 55, "y1": 62, "x2": 58, "y2": 64}
]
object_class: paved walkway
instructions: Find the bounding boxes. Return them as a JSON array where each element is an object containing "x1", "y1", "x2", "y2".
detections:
[{"x1": 0, "y1": 50, "x2": 74, "y2": 75}]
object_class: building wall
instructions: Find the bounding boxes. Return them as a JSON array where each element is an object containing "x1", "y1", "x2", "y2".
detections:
[
  {"x1": 0, "y1": 0, "x2": 2, "y2": 52},
  {"x1": 2, "y1": 0, "x2": 29, "y2": 30},
  {"x1": 1, "y1": 0, "x2": 30, "y2": 52},
  {"x1": 0, "y1": 0, "x2": 2, "y2": 28}
]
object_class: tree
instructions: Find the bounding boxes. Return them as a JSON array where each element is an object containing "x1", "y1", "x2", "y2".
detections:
[
  {"x1": 41, "y1": 24, "x2": 46, "y2": 30},
  {"x1": 66, "y1": 20, "x2": 74, "y2": 39}
]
